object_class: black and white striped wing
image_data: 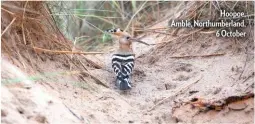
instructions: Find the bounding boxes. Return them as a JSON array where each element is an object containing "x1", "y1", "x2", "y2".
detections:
[{"x1": 112, "y1": 54, "x2": 134, "y2": 76}]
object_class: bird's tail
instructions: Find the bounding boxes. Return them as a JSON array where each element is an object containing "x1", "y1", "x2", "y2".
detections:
[{"x1": 116, "y1": 75, "x2": 131, "y2": 90}]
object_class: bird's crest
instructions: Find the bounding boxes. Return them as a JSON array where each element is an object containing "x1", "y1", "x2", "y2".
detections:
[
  {"x1": 106, "y1": 28, "x2": 123, "y2": 33},
  {"x1": 105, "y1": 28, "x2": 130, "y2": 37}
]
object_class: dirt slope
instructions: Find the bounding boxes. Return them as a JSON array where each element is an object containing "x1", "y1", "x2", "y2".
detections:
[
  {"x1": 1, "y1": 1, "x2": 254, "y2": 124},
  {"x1": 2, "y1": 27, "x2": 254, "y2": 124},
  {"x1": 77, "y1": 19, "x2": 254, "y2": 123}
]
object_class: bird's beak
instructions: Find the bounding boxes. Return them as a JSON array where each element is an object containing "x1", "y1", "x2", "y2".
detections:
[{"x1": 129, "y1": 38, "x2": 151, "y2": 46}]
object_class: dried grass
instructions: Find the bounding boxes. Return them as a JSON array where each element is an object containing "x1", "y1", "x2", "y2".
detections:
[
  {"x1": 1, "y1": 1, "x2": 104, "y2": 85},
  {"x1": 151, "y1": 1, "x2": 254, "y2": 55}
]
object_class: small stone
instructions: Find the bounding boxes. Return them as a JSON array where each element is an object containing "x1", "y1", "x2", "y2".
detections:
[
  {"x1": 35, "y1": 114, "x2": 47, "y2": 123},
  {"x1": 1, "y1": 109, "x2": 8, "y2": 117},
  {"x1": 89, "y1": 114, "x2": 95, "y2": 118},
  {"x1": 27, "y1": 115, "x2": 33, "y2": 119},
  {"x1": 48, "y1": 100, "x2": 53, "y2": 104},
  {"x1": 128, "y1": 120, "x2": 134, "y2": 123},
  {"x1": 17, "y1": 107, "x2": 25, "y2": 114},
  {"x1": 189, "y1": 91, "x2": 199, "y2": 95},
  {"x1": 213, "y1": 88, "x2": 222, "y2": 94},
  {"x1": 228, "y1": 102, "x2": 247, "y2": 111}
]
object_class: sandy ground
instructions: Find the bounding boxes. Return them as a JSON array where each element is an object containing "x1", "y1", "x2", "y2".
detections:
[
  {"x1": 1, "y1": 2, "x2": 254, "y2": 123},
  {"x1": 2, "y1": 24, "x2": 254, "y2": 124}
]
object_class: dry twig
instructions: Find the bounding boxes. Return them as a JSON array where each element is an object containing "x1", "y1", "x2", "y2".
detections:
[
  {"x1": 159, "y1": 28, "x2": 203, "y2": 44},
  {"x1": 33, "y1": 47, "x2": 104, "y2": 55},
  {"x1": 80, "y1": 71, "x2": 109, "y2": 88},
  {"x1": 63, "y1": 104, "x2": 84, "y2": 122},
  {"x1": 22, "y1": 1, "x2": 28, "y2": 45},
  {"x1": 245, "y1": 83, "x2": 254, "y2": 92},
  {"x1": 134, "y1": 27, "x2": 169, "y2": 32},
  {"x1": 2, "y1": 3, "x2": 40, "y2": 15},
  {"x1": 1, "y1": 17, "x2": 17, "y2": 37},
  {"x1": 148, "y1": 75, "x2": 203, "y2": 112},
  {"x1": 239, "y1": 43, "x2": 249, "y2": 79},
  {"x1": 170, "y1": 53, "x2": 226, "y2": 59},
  {"x1": 153, "y1": 31, "x2": 172, "y2": 35},
  {"x1": 242, "y1": 72, "x2": 255, "y2": 84},
  {"x1": 1, "y1": 39, "x2": 15, "y2": 64},
  {"x1": 81, "y1": 55, "x2": 103, "y2": 69},
  {"x1": 1, "y1": 7, "x2": 15, "y2": 15}
]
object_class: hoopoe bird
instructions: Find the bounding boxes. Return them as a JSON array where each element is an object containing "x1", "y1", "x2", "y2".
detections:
[{"x1": 106, "y1": 28, "x2": 149, "y2": 90}]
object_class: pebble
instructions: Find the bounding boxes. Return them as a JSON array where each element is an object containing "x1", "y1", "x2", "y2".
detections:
[{"x1": 228, "y1": 102, "x2": 247, "y2": 111}]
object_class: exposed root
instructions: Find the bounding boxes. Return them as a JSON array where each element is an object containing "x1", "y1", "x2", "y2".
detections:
[{"x1": 187, "y1": 93, "x2": 254, "y2": 111}]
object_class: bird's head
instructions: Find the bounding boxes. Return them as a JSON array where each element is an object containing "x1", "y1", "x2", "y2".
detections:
[
  {"x1": 105, "y1": 28, "x2": 132, "y2": 45},
  {"x1": 105, "y1": 28, "x2": 151, "y2": 48}
]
